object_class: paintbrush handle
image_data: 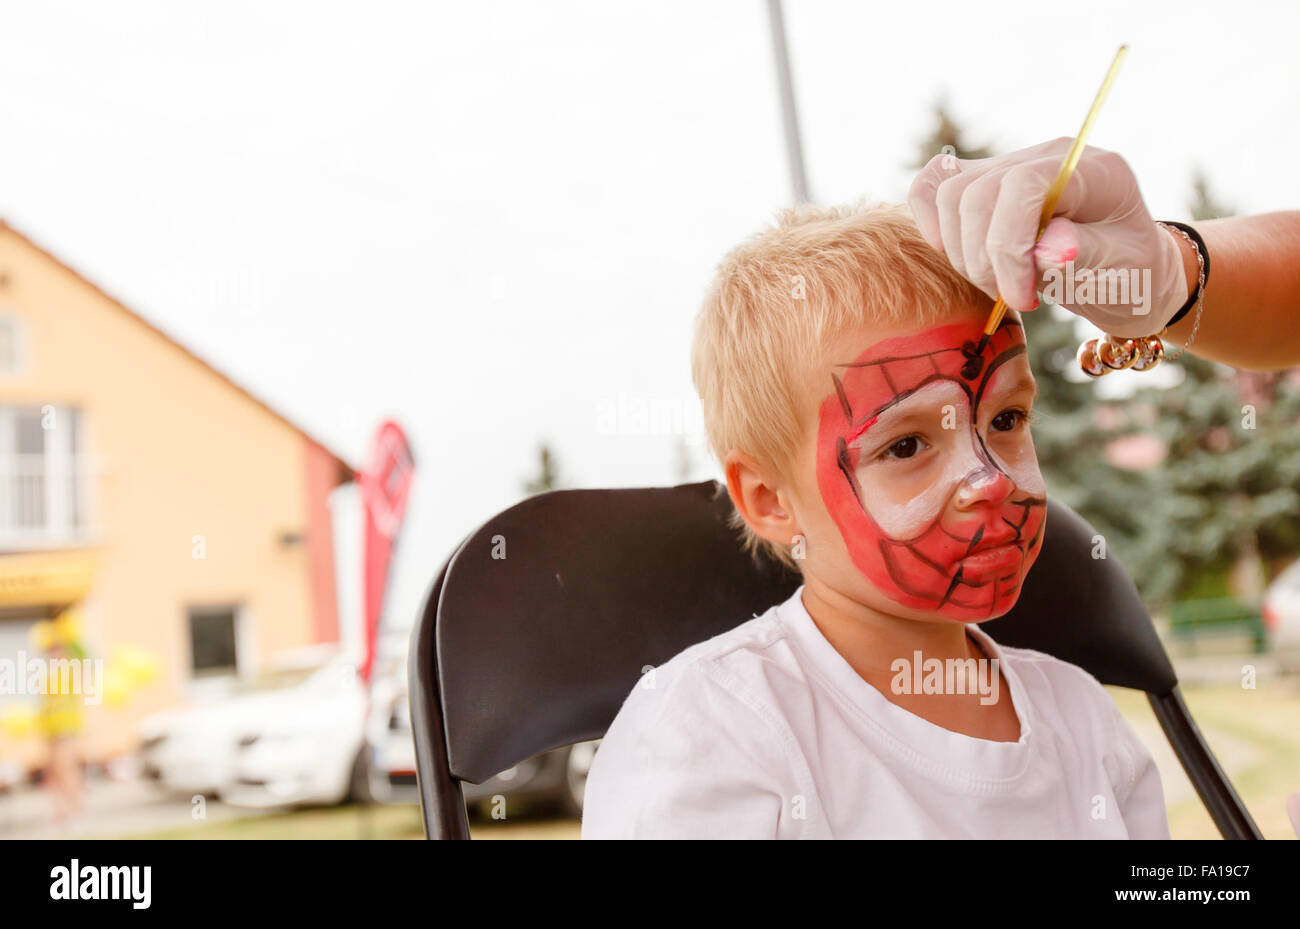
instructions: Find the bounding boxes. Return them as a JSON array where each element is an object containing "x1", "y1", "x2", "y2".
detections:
[{"x1": 982, "y1": 44, "x2": 1130, "y2": 339}]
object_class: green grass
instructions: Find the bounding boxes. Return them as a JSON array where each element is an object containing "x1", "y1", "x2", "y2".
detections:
[
  {"x1": 131, "y1": 801, "x2": 582, "y2": 840},
  {"x1": 1107, "y1": 676, "x2": 1300, "y2": 839},
  {"x1": 136, "y1": 802, "x2": 427, "y2": 840}
]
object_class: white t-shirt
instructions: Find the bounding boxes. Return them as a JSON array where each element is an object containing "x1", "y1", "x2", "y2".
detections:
[{"x1": 581, "y1": 585, "x2": 1170, "y2": 839}]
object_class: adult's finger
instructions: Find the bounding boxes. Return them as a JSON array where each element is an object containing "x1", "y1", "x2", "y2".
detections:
[
  {"x1": 1044, "y1": 145, "x2": 1139, "y2": 225},
  {"x1": 907, "y1": 152, "x2": 964, "y2": 251},
  {"x1": 985, "y1": 157, "x2": 1073, "y2": 311},
  {"x1": 935, "y1": 168, "x2": 986, "y2": 278},
  {"x1": 956, "y1": 169, "x2": 1009, "y2": 303},
  {"x1": 1032, "y1": 217, "x2": 1080, "y2": 271}
]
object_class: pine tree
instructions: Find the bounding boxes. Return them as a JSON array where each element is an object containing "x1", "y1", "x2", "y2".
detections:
[
  {"x1": 911, "y1": 99, "x2": 993, "y2": 169},
  {"x1": 523, "y1": 443, "x2": 562, "y2": 496},
  {"x1": 1190, "y1": 167, "x2": 1235, "y2": 221},
  {"x1": 1130, "y1": 354, "x2": 1300, "y2": 602}
]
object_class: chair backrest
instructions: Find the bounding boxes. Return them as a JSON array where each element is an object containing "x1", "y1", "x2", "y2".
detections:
[{"x1": 416, "y1": 480, "x2": 1177, "y2": 787}]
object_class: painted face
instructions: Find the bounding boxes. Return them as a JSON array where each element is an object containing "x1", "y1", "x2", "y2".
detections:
[{"x1": 814, "y1": 316, "x2": 1047, "y2": 622}]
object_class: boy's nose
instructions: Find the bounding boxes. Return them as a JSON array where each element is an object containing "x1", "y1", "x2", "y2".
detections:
[{"x1": 953, "y1": 464, "x2": 1016, "y2": 510}]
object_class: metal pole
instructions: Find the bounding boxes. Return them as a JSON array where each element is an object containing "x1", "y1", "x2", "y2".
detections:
[{"x1": 765, "y1": 0, "x2": 812, "y2": 204}]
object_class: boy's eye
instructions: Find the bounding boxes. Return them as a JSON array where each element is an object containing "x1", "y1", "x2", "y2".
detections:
[
  {"x1": 991, "y1": 409, "x2": 1028, "y2": 433},
  {"x1": 880, "y1": 435, "x2": 926, "y2": 460}
]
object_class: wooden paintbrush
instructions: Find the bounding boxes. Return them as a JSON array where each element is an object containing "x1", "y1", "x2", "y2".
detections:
[{"x1": 972, "y1": 44, "x2": 1129, "y2": 360}]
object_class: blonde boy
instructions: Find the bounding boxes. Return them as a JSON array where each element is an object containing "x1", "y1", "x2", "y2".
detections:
[{"x1": 581, "y1": 202, "x2": 1169, "y2": 839}]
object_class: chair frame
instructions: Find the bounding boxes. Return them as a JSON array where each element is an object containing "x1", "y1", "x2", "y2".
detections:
[{"x1": 410, "y1": 487, "x2": 1263, "y2": 840}]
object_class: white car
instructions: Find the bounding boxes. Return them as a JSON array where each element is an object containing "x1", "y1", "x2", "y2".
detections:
[
  {"x1": 139, "y1": 702, "x2": 246, "y2": 797},
  {"x1": 365, "y1": 674, "x2": 598, "y2": 817},
  {"x1": 366, "y1": 680, "x2": 418, "y2": 803},
  {"x1": 139, "y1": 652, "x2": 369, "y2": 808},
  {"x1": 1263, "y1": 560, "x2": 1300, "y2": 673},
  {"x1": 362, "y1": 648, "x2": 417, "y2": 803}
]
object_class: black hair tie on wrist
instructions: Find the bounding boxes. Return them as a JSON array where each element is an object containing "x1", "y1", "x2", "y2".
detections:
[{"x1": 1159, "y1": 220, "x2": 1210, "y2": 327}]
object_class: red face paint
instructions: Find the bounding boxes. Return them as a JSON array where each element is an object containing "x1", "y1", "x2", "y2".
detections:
[{"x1": 815, "y1": 316, "x2": 1047, "y2": 621}]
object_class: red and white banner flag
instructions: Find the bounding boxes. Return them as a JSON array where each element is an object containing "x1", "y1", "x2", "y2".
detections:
[{"x1": 359, "y1": 420, "x2": 414, "y2": 683}]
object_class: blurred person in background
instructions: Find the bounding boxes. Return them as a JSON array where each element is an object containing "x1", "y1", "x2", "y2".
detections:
[{"x1": 33, "y1": 612, "x2": 87, "y2": 827}]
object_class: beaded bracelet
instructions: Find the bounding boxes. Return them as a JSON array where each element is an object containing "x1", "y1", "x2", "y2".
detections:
[{"x1": 1076, "y1": 220, "x2": 1208, "y2": 377}]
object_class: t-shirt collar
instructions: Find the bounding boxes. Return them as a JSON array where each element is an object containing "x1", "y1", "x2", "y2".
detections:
[{"x1": 777, "y1": 584, "x2": 1036, "y2": 785}]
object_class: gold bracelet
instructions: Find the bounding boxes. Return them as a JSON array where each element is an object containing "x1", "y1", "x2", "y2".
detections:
[{"x1": 1076, "y1": 222, "x2": 1207, "y2": 378}]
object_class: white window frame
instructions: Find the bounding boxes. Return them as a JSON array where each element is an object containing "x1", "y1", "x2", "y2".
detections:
[
  {"x1": 0, "y1": 314, "x2": 23, "y2": 375},
  {"x1": 0, "y1": 405, "x2": 88, "y2": 547}
]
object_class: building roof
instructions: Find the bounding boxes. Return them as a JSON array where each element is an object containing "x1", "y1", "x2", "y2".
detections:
[{"x1": 0, "y1": 219, "x2": 356, "y2": 484}]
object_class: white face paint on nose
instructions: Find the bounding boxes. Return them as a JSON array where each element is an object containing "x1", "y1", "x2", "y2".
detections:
[
  {"x1": 961, "y1": 463, "x2": 1004, "y2": 491},
  {"x1": 953, "y1": 462, "x2": 1015, "y2": 510}
]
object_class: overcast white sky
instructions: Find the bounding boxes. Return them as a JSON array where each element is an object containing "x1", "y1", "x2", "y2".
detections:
[{"x1": 2, "y1": 0, "x2": 1297, "y2": 643}]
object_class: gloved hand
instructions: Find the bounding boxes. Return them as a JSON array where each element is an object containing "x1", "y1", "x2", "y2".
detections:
[{"x1": 907, "y1": 137, "x2": 1189, "y2": 337}]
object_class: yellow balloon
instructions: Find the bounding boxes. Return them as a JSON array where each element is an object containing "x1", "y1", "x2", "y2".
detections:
[
  {"x1": 29, "y1": 608, "x2": 85, "y2": 653},
  {"x1": 102, "y1": 666, "x2": 132, "y2": 708},
  {"x1": 1, "y1": 707, "x2": 38, "y2": 739},
  {"x1": 53, "y1": 608, "x2": 83, "y2": 643},
  {"x1": 110, "y1": 645, "x2": 159, "y2": 688}
]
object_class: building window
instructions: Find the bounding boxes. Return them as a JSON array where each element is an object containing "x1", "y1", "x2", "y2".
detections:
[
  {"x1": 187, "y1": 606, "x2": 240, "y2": 677},
  {"x1": 0, "y1": 406, "x2": 86, "y2": 545},
  {"x1": 0, "y1": 317, "x2": 20, "y2": 373}
]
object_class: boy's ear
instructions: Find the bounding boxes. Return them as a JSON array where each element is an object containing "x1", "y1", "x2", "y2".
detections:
[{"x1": 724, "y1": 449, "x2": 799, "y2": 545}]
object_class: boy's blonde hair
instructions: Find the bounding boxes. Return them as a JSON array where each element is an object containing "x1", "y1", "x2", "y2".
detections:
[{"x1": 690, "y1": 200, "x2": 992, "y2": 571}]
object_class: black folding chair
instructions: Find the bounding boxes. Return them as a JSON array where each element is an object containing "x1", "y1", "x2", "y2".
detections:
[{"x1": 409, "y1": 480, "x2": 1262, "y2": 839}]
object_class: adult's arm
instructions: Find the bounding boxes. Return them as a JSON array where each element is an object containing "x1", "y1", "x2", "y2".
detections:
[{"x1": 1163, "y1": 211, "x2": 1300, "y2": 371}]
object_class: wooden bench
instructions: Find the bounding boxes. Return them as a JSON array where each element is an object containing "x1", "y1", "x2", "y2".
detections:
[{"x1": 1168, "y1": 598, "x2": 1267, "y2": 655}]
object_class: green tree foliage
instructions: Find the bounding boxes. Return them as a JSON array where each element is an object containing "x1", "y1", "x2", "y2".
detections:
[{"x1": 1131, "y1": 359, "x2": 1300, "y2": 600}]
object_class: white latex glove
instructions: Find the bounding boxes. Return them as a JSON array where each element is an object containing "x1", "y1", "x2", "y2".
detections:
[{"x1": 907, "y1": 137, "x2": 1189, "y2": 338}]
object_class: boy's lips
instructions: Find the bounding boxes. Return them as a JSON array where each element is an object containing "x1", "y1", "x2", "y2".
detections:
[{"x1": 959, "y1": 541, "x2": 1023, "y2": 580}]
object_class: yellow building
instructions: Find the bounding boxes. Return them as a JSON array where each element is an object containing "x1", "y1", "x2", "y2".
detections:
[{"x1": 0, "y1": 220, "x2": 354, "y2": 769}]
